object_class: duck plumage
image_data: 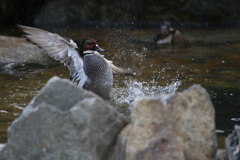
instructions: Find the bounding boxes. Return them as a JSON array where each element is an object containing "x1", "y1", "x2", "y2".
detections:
[{"x1": 18, "y1": 25, "x2": 133, "y2": 99}]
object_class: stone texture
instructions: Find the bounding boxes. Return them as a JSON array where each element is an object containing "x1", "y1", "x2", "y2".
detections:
[
  {"x1": 169, "y1": 85, "x2": 217, "y2": 160},
  {"x1": 123, "y1": 85, "x2": 217, "y2": 160},
  {"x1": 215, "y1": 149, "x2": 228, "y2": 160},
  {"x1": 225, "y1": 125, "x2": 240, "y2": 160},
  {"x1": 0, "y1": 76, "x2": 129, "y2": 160},
  {"x1": 108, "y1": 124, "x2": 131, "y2": 160},
  {"x1": 125, "y1": 97, "x2": 185, "y2": 160},
  {"x1": 0, "y1": 36, "x2": 57, "y2": 66}
]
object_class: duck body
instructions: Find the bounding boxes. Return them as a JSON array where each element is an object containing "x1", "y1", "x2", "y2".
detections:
[
  {"x1": 18, "y1": 25, "x2": 132, "y2": 100},
  {"x1": 155, "y1": 32, "x2": 173, "y2": 44},
  {"x1": 83, "y1": 51, "x2": 113, "y2": 99}
]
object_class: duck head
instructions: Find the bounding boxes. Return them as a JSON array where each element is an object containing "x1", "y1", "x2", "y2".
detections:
[
  {"x1": 161, "y1": 23, "x2": 175, "y2": 34},
  {"x1": 80, "y1": 38, "x2": 105, "y2": 52},
  {"x1": 154, "y1": 22, "x2": 178, "y2": 44},
  {"x1": 161, "y1": 21, "x2": 175, "y2": 33}
]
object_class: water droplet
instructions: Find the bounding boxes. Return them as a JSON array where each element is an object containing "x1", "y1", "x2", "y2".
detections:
[
  {"x1": 231, "y1": 118, "x2": 240, "y2": 121},
  {"x1": 216, "y1": 130, "x2": 224, "y2": 133}
]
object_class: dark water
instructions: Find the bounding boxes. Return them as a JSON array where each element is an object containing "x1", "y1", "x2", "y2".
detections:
[{"x1": 1, "y1": 27, "x2": 240, "y2": 148}]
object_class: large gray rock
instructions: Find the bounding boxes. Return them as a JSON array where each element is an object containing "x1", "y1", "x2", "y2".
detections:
[
  {"x1": 111, "y1": 85, "x2": 217, "y2": 160},
  {"x1": 0, "y1": 76, "x2": 129, "y2": 160},
  {"x1": 0, "y1": 36, "x2": 56, "y2": 66}
]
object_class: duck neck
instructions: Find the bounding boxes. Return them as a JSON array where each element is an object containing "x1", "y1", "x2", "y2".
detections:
[{"x1": 82, "y1": 50, "x2": 97, "y2": 57}]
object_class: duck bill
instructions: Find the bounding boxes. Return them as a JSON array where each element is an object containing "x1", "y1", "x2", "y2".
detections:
[{"x1": 95, "y1": 44, "x2": 105, "y2": 52}]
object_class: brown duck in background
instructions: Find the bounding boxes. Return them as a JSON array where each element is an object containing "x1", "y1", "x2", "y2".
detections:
[{"x1": 154, "y1": 22, "x2": 187, "y2": 45}]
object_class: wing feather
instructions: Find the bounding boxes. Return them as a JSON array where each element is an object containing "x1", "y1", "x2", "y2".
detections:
[
  {"x1": 95, "y1": 52, "x2": 134, "y2": 76},
  {"x1": 18, "y1": 25, "x2": 87, "y2": 87}
]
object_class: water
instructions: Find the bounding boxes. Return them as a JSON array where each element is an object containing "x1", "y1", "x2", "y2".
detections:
[{"x1": 1, "y1": 26, "x2": 240, "y2": 148}]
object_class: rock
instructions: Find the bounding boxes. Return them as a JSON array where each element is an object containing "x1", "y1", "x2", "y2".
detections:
[
  {"x1": 225, "y1": 125, "x2": 240, "y2": 160},
  {"x1": 0, "y1": 76, "x2": 129, "y2": 160},
  {"x1": 122, "y1": 85, "x2": 217, "y2": 160},
  {"x1": 108, "y1": 124, "x2": 131, "y2": 160},
  {"x1": 215, "y1": 149, "x2": 228, "y2": 160},
  {"x1": 125, "y1": 97, "x2": 185, "y2": 160},
  {"x1": 0, "y1": 35, "x2": 57, "y2": 66}
]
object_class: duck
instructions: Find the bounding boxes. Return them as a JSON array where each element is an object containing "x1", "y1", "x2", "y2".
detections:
[
  {"x1": 154, "y1": 22, "x2": 187, "y2": 45},
  {"x1": 18, "y1": 25, "x2": 133, "y2": 100}
]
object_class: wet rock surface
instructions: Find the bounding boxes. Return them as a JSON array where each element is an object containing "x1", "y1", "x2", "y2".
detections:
[
  {"x1": 110, "y1": 85, "x2": 217, "y2": 160},
  {"x1": 0, "y1": 76, "x2": 129, "y2": 160},
  {"x1": 0, "y1": 36, "x2": 57, "y2": 67},
  {"x1": 0, "y1": 77, "x2": 223, "y2": 160}
]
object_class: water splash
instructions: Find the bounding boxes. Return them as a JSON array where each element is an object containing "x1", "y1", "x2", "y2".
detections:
[{"x1": 111, "y1": 79, "x2": 181, "y2": 114}]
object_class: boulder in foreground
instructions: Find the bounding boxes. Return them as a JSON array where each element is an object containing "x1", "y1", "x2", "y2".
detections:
[
  {"x1": 0, "y1": 76, "x2": 129, "y2": 160},
  {"x1": 110, "y1": 85, "x2": 217, "y2": 160}
]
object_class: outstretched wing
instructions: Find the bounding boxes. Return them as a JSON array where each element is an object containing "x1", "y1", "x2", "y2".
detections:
[
  {"x1": 108, "y1": 62, "x2": 135, "y2": 76},
  {"x1": 18, "y1": 25, "x2": 87, "y2": 87},
  {"x1": 96, "y1": 53, "x2": 134, "y2": 76}
]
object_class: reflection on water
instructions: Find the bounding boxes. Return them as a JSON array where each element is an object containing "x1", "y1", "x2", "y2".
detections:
[{"x1": 1, "y1": 27, "x2": 240, "y2": 148}]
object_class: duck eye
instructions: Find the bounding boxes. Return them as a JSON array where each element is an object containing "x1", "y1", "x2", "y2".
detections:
[{"x1": 88, "y1": 42, "x2": 92, "y2": 45}]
